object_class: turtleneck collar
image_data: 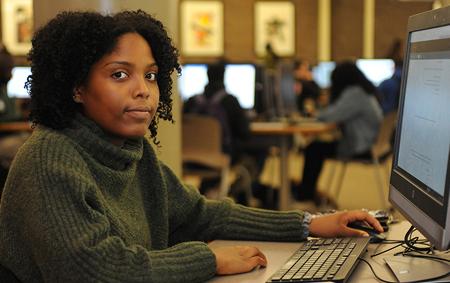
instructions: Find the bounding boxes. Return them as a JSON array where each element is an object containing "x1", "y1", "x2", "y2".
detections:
[{"x1": 62, "y1": 114, "x2": 144, "y2": 170}]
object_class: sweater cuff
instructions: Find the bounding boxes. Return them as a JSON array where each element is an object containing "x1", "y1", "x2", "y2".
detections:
[{"x1": 301, "y1": 212, "x2": 312, "y2": 239}]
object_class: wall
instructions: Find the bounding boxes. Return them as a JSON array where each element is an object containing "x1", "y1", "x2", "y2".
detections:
[{"x1": 179, "y1": 0, "x2": 432, "y2": 63}]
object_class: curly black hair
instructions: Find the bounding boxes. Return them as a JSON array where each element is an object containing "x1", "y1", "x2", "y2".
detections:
[{"x1": 26, "y1": 10, "x2": 180, "y2": 142}]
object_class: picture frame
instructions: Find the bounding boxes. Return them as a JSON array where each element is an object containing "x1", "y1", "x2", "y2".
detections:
[
  {"x1": 180, "y1": 0, "x2": 224, "y2": 57},
  {"x1": 254, "y1": 1, "x2": 295, "y2": 57},
  {"x1": 1, "y1": 0, "x2": 33, "y2": 56}
]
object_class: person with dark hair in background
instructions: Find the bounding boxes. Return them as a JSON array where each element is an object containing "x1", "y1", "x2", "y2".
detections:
[
  {"x1": 295, "y1": 61, "x2": 383, "y2": 203},
  {"x1": 183, "y1": 60, "x2": 251, "y2": 164},
  {"x1": 0, "y1": 45, "x2": 29, "y2": 190},
  {"x1": 0, "y1": 11, "x2": 382, "y2": 282},
  {"x1": 378, "y1": 38, "x2": 404, "y2": 114},
  {"x1": 293, "y1": 59, "x2": 320, "y2": 116}
]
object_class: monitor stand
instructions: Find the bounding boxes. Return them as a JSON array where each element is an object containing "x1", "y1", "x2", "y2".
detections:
[{"x1": 384, "y1": 255, "x2": 450, "y2": 282}]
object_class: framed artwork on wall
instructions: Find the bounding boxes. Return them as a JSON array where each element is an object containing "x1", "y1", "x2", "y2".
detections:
[
  {"x1": 1, "y1": 0, "x2": 33, "y2": 56},
  {"x1": 180, "y1": 0, "x2": 224, "y2": 57},
  {"x1": 254, "y1": 1, "x2": 295, "y2": 57}
]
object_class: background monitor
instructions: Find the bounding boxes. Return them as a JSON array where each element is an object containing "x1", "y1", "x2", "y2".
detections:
[
  {"x1": 356, "y1": 59, "x2": 395, "y2": 86},
  {"x1": 312, "y1": 61, "x2": 335, "y2": 89},
  {"x1": 178, "y1": 63, "x2": 256, "y2": 109},
  {"x1": 7, "y1": 66, "x2": 31, "y2": 98},
  {"x1": 389, "y1": 6, "x2": 450, "y2": 251}
]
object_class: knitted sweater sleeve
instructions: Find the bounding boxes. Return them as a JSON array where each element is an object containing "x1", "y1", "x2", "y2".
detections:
[
  {"x1": 160, "y1": 164, "x2": 310, "y2": 245},
  {"x1": 7, "y1": 134, "x2": 215, "y2": 283}
]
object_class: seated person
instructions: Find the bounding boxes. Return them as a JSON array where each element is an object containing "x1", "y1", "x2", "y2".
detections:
[
  {"x1": 295, "y1": 61, "x2": 383, "y2": 202},
  {"x1": 183, "y1": 61, "x2": 252, "y2": 202},
  {"x1": 293, "y1": 59, "x2": 320, "y2": 116},
  {"x1": 183, "y1": 60, "x2": 251, "y2": 165},
  {"x1": 378, "y1": 38, "x2": 404, "y2": 115},
  {"x1": 0, "y1": 45, "x2": 29, "y2": 190},
  {"x1": 0, "y1": 11, "x2": 382, "y2": 282}
]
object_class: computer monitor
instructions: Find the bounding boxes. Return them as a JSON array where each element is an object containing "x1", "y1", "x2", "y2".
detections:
[
  {"x1": 312, "y1": 61, "x2": 335, "y2": 89},
  {"x1": 389, "y1": 6, "x2": 450, "y2": 251},
  {"x1": 356, "y1": 59, "x2": 395, "y2": 86},
  {"x1": 178, "y1": 63, "x2": 256, "y2": 109},
  {"x1": 7, "y1": 66, "x2": 31, "y2": 98}
]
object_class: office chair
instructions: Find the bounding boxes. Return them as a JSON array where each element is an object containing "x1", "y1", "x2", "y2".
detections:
[
  {"x1": 0, "y1": 263, "x2": 21, "y2": 282},
  {"x1": 182, "y1": 114, "x2": 231, "y2": 199},
  {"x1": 323, "y1": 111, "x2": 397, "y2": 209}
]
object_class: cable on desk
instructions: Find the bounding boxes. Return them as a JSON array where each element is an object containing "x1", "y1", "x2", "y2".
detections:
[
  {"x1": 403, "y1": 225, "x2": 433, "y2": 253},
  {"x1": 358, "y1": 258, "x2": 398, "y2": 283},
  {"x1": 359, "y1": 257, "x2": 450, "y2": 283},
  {"x1": 371, "y1": 241, "x2": 405, "y2": 258}
]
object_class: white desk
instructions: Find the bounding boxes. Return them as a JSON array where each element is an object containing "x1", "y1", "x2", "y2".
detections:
[
  {"x1": 251, "y1": 121, "x2": 336, "y2": 211},
  {"x1": 208, "y1": 221, "x2": 450, "y2": 282}
]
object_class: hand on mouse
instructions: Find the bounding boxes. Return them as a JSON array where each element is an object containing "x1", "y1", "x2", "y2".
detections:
[{"x1": 309, "y1": 210, "x2": 384, "y2": 238}]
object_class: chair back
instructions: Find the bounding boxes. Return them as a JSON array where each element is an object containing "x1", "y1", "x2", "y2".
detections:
[
  {"x1": 182, "y1": 114, "x2": 230, "y2": 169},
  {"x1": 371, "y1": 111, "x2": 397, "y2": 160}
]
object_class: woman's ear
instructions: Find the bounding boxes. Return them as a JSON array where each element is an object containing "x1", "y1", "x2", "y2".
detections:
[{"x1": 73, "y1": 87, "x2": 84, "y2": 103}]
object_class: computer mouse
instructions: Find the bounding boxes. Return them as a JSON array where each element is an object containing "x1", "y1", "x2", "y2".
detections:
[{"x1": 347, "y1": 221, "x2": 386, "y2": 243}]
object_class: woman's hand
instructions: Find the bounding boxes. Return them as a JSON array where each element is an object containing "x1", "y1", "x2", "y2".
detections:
[
  {"x1": 209, "y1": 245, "x2": 267, "y2": 275},
  {"x1": 309, "y1": 210, "x2": 384, "y2": 237}
]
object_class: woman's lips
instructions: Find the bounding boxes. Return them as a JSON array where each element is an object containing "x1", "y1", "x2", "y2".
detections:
[{"x1": 125, "y1": 107, "x2": 152, "y2": 120}]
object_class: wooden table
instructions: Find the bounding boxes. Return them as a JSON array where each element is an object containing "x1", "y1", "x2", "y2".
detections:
[
  {"x1": 0, "y1": 121, "x2": 32, "y2": 132},
  {"x1": 251, "y1": 120, "x2": 336, "y2": 211}
]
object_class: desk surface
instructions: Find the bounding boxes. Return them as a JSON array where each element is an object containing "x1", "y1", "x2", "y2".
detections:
[
  {"x1": 0, "y1": 121, "x2": 32, "y2": 132},
  {"x1": 251, "y1": 121, "x2": 336, "y2": 136},
  {"x1": 208, "y1": 221, "x2": 450, "y2": 282}
]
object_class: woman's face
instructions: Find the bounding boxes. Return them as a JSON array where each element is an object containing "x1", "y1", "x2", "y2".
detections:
[{"x1": 77, "y1": 32, "x2": 159, "y2": 145}]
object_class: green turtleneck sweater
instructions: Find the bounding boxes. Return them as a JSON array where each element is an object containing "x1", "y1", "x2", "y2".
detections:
[{"x1": 0, "y1": 115, "x2": 310, "y2": 282}]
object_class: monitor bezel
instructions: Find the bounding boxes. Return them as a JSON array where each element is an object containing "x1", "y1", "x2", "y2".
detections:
[{"x1": 389, "y1": 6, "x2": 450, "y2": 251}]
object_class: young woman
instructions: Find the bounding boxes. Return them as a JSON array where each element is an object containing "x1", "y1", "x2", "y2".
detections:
[{"x1": 0, "y1": 11, "x2": 382, "y2": 282}]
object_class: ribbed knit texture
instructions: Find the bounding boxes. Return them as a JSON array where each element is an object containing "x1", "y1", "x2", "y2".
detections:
[{"x1": 0, "y1": 114, "x2": 309, "y2": 282}]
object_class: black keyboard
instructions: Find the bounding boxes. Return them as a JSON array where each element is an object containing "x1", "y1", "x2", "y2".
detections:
[{"x1": 267, "y1": 237, "x2": 370, "y2": 282}]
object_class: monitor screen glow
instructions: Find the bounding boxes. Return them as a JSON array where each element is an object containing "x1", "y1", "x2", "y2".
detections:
[
  {"x1": 7, "y1": 66, "x2": 31, "y2": 98},
  {"x1": 312, "y1": 61, "x2": 335, "y2": 89},
  {"x1": 178, "y1": 64, "x2": 256, "y2": 109},
  {"x1": 356, "y1": 59, "x2": 395, "y2": 86}
]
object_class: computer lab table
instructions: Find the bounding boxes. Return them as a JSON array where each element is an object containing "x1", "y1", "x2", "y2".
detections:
[
  {"x1": 0, "y1": 121, "x2": 32, "y2": 132},
  {"x1": 250, "y1": 120, "x2": 336, "y2": 211},
  {"x1": 208, "y1": 220, "x2": 450, "y2": 283}
]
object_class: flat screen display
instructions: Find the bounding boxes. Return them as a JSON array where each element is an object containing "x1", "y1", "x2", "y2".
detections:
[
  {"x1": 178, "y1": 64, "x2": 256, "y2": 109},
  {"x1": 7, "y1": 66, "x2": 31, "y2": 98}
]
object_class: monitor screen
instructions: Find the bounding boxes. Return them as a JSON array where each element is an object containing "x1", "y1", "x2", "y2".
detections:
[
  {"x1": 7, "y1": 66, "x2": 31, "y2": 98},
  {"x1": 178, "y1": 63, "x2": 256, "y2": 109},
  {"x1": 356, "y1": 59, "x2": 395, "y2": 86},
  {"x1": 312, "y1": 61, "x2": 335, "y2": 89},
  {"x1": 389, "y1": 7, "x2": 450, "y2": 251}
]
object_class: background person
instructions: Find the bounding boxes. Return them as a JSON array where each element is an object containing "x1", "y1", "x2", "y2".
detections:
[
  {"x1": 0, "y1": 11, "x2": 382, "y2": 282},
  {"x1": 293, "y1": 59, "x2": 320, "y2": 117},
  {"x1": 295, "y1": 61, "x2": 383, "y2": 203},
  {"x1": 0, "y1": 45, "x2": 30, "y2": 191},
  {"x1": 377, "y1": 39, "x2": 404, "y2": 115}
]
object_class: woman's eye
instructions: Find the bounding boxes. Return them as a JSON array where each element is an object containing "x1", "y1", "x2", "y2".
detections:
[
  {"x1": 111, "y1": 71, "x2": 128, "y2": 80},
  {"x1": 146, "y1": 72, "x2": 157, "y2": 81}
]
